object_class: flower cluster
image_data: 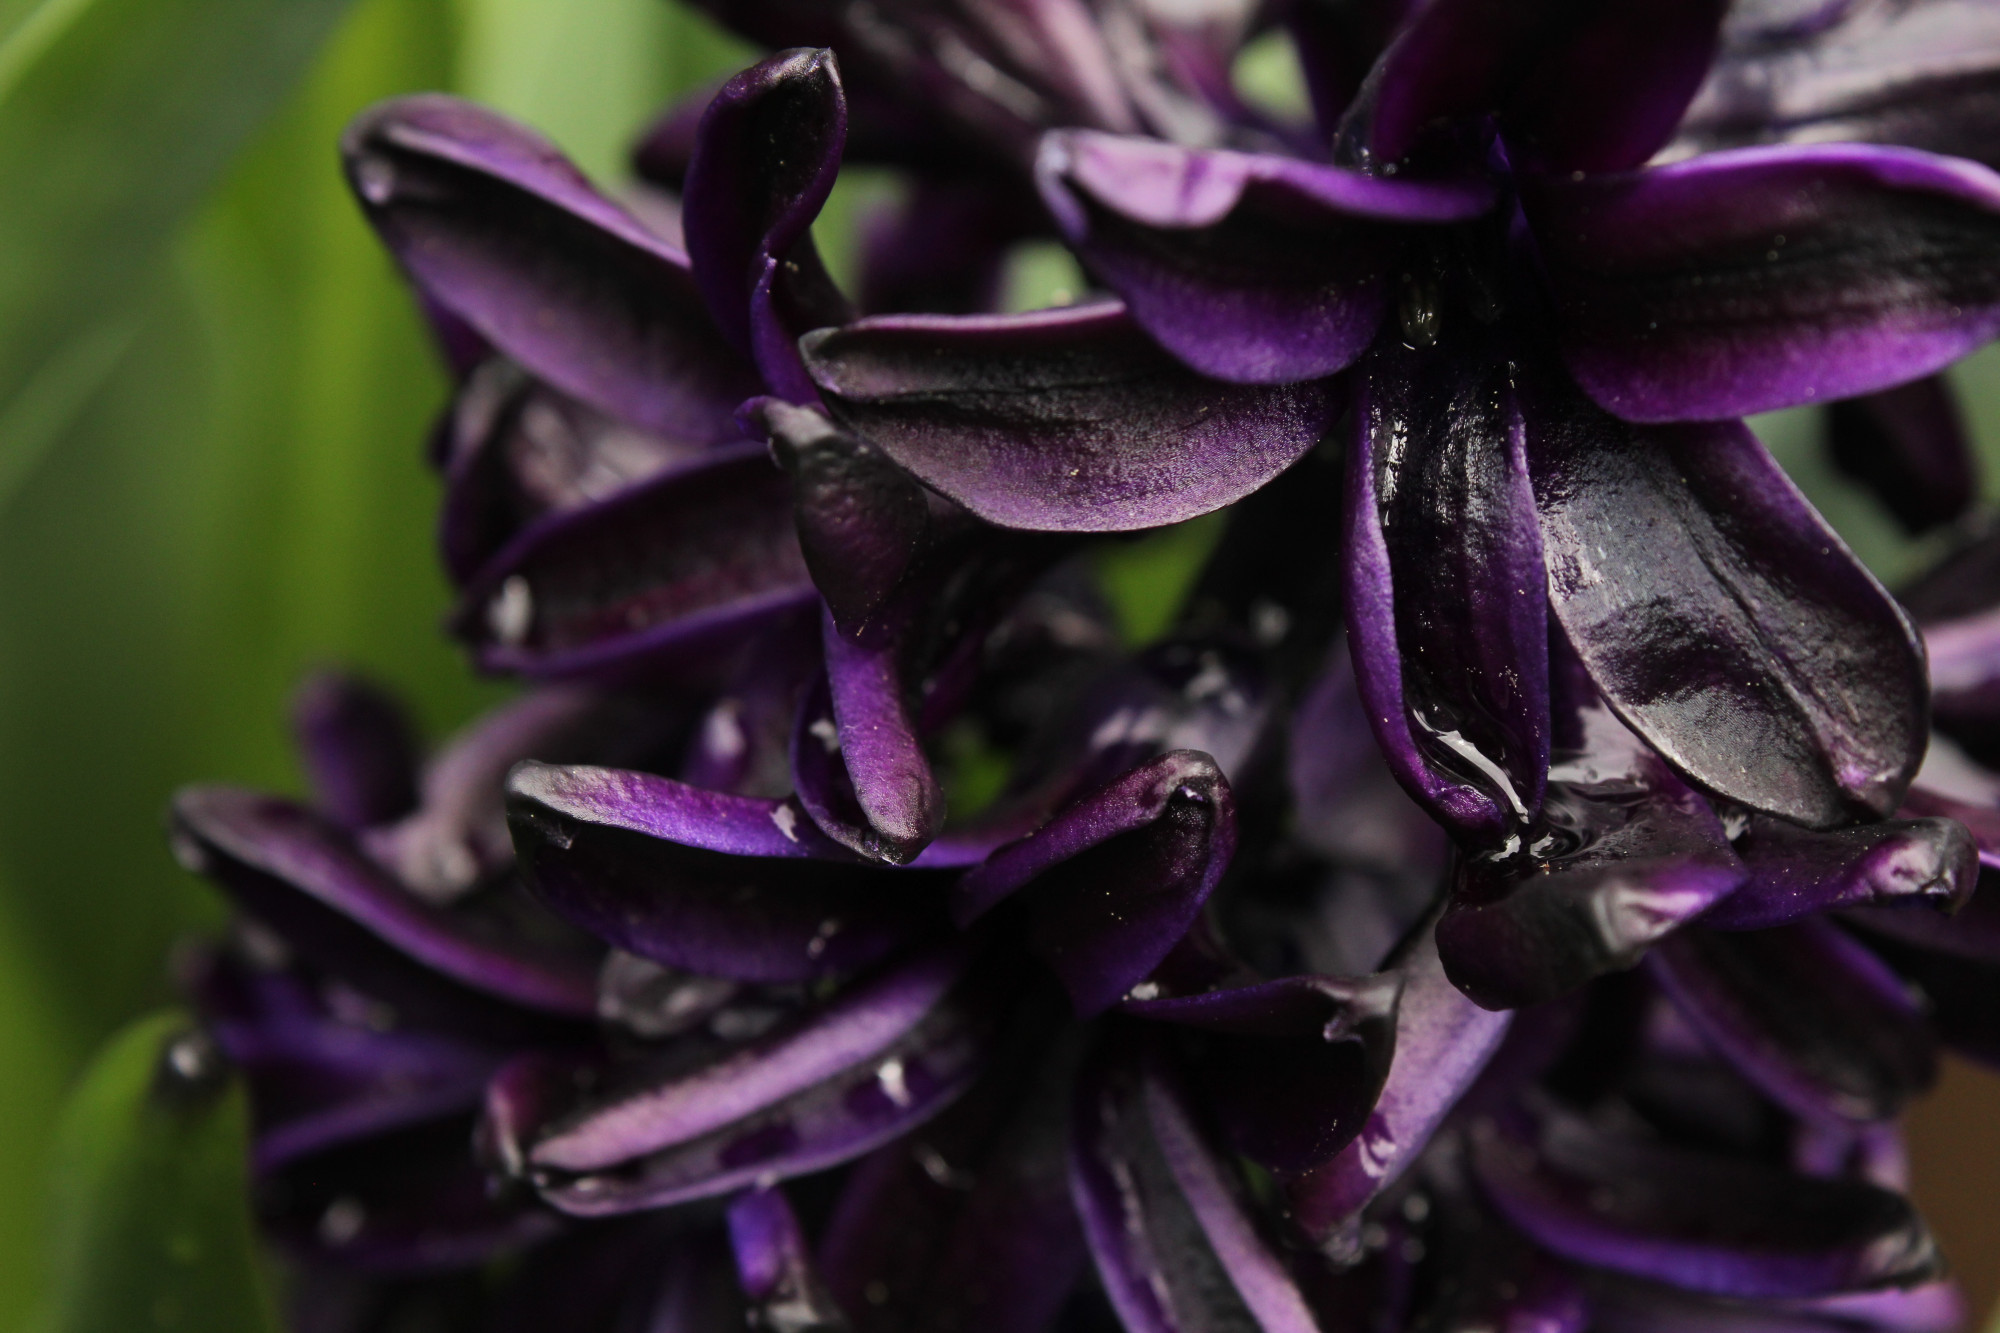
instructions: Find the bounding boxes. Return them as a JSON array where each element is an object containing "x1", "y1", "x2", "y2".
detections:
[{"x1": 166, "y1": 2, "x2": 2000, "y2": 1330}]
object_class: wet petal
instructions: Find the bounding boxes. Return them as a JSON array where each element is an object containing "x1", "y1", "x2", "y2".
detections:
[
  {"x1": 506, "y1": 760, "x2": 940, "y2": 983},
  {"x1": 802, "y1": 302, "x2": 1343, "y2": 533},
  {"x1": 1036, "y1": 131, "x2": 1489, "y2": 383},
  {"x1": 1826, "y1": 377, "x2": 1978, "y2": 536},
  {"x1": 341, "y1": 95, "x2": 758, "y2": 437},
  {"x1": 1531, "y1": 144, "x2": 2000, "y2": 422},
  {"x1": 1440, "y1": 761, "x2": 1746, "y2": 1011},
  {"x1": 170, "y1": 786, "x2": 599, "y2": 1018},
  {"x1": 1649, "y1": 919, "x2": 1937, "y2": 1124},
  {"x1": 683, "y1": 49, "x2": 853, "y2": 402},
  {"x1": 1900, "y1": 784, "x2": 2000, "y2": 870},
  {"x1": 449, "y1": 442, "x2": 817, "y2": 681},
  {"x1": 1472, "y1": 1105, "x2": 1941, "y2": 1297},
  {"x1": 511, "y1": 948, "x2": 996, "y2": 1214},
  {"x1": 1700, "y1": 814, "x2": 1976, "y2": 930},
  {"x1": 1345, "y1": 336, "x2": 1549, "y2": 839},
  {"x1": 1288, "y1": 923, "x2": 1513, "y2": 1238},
  {"x1": 1071, "y1": 1041, "x2": 1331, "y2": 1333},
  {"x1": 955, "y1": 751, "x2": 1238, "y2": 1016},
  {"x1": 1124, "y1": 973, "x2": 1402, "y2": 1176},
  {"x1": 1526, "y1": 387, "x2": 1927, "y2": 827},
  {"x1": 291, "y1": 672, "x2": 420, "y2": 832}
]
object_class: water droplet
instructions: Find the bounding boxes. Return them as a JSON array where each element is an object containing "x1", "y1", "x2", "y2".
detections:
[
  {"x1": 355, "y1": 154, "x2": 397, "y2": 205},
  {"x1": 489, "y1": 576, "x2": 533, "y2": 647},
  {"x1": 319, "y1": 1196, "x2": 366, "y2": 1246}
]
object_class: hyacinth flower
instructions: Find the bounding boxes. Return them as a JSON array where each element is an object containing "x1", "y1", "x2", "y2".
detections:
[{"x1": 149, "y1": 9, "x2": 2000, "y2": 1333}]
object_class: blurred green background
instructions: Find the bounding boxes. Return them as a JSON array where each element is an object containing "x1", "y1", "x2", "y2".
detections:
[{"x1": 0, "y1": 1, "x2": 1996, "y2": 1327}]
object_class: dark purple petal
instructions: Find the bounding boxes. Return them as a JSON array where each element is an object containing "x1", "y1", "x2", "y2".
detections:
[
  {"x1": 1588, "y1": 1271, "x2": 1964, "y2": 1333},
  {"x1": 955, "y1": 751, "x2": 1238, "y2": 1016},
  {"x1": 632, "y1": 82, "x2": 718, "y2": 191},
  {"x1": 1440, "y1": 758, "x2": 1746, "y2": 1011},
  {"x1": 1288, "y1": 924, "x2": 1513, "y2": 1238},
  {"x1": 435, "y1": 361, "x2": 717, "y2": 586},
  {"x1": 1345, "y1": 336, "x2": 1549, "y2": 839},
  {"x1": 1921, "y1": 609, "x2": 2000, "y2": 766},
  {"x1": 802, "y1": 302, "x2": 1344, "y2": 533},
  {"x1": 510, "y1": 947, "x2": 995, "y2": 1215},
  {"x1": 683, "y1": 49, "x2": 853, "y2": 402},
  {"x1": 1842, "y1": 886, "x2": 2000, "y2": 1068},
  {"x1": 1036, "y1": 131, "x2": 1489, "y2": 384},
  {"x1": 1526, "y1": 386, "x2": 1927, "y2": 827},
  {"x1": 857, "y1": 175, "x2": 1037, "y2": 316},
  {"x1": 263, "y1": 1114, "x2": 559, "y2": 1271},
  {"x1": 1070, "y1": 1041, "x2": 1331, "y2": 1333},
  {"x1": 449, "y1": 442, "x2": 817, "y2": 682},
  {"x1": 1503, "y1": 0, "x2": 1728, "y2": 172},
  {"x1": 1648, "y1": 919, "x2": 1937, "y2": 1124},
  {"x1": 1288, "y1": 643, "x2": 1451, "y2": 879},
  {"x1": 1471, "y1": 1105, "x2": 1941, "y2": 1297},
  {"x1": 171, "y1": 786, "x2": 599, "y2": 1018},
  {"x1": 746, "y1": 399, "x2": 930, "y2": 634},
  {"x1": 188, "y1": 945, "x2": 508, "y2": 1172},
  {"x1": 1531, "y1": 144, "x2": 2000, "y2": 422},
  {"x1": 506, "y1": 760, "x2": 940, "y2": 983},
  {"x1": 1827, "y1": 377, "x2": 1978, "y2": 536},
  {"x1": 1670, "y1": 0, "x2": 2000, "y2": 170},
  {"x1": 291, "y1": 672, "x2": 420, "y2": 831},
  {"x1": 819, "y1": 1017, "x2": 1086, "y2": 1333},
  {"x1": 1123, "y1": 973, "x2": 1402, "y2": 1176},
  {"x1": 728, "y1": 1188, "x2": 849, "y2": 1331},
  {"x1": 341, "y1": 95, "x2": 759, "y2": 437},
  {"x1": 1358, "y1": 0, "x2": 1555, "y2": 164},
  {"x1": 1700, "y1": 814, "x2": 1976, "y2": 931}
]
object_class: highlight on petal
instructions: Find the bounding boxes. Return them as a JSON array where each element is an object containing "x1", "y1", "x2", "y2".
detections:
[
  {"x1": 1344, "y1": 335, "x2": 1550, "y2": 840},
  {"x1": 1288, "y1": 923, "x2": 1513, "y2": 1238},
  {"x1": 449, "y1": 442, "x2": 817, "y2": 681},
  {"x1": 1668, "y1": 0, "x2": 2000, "y2": 169},
  {"x1": 1037, "y1": 130, "x2": 1490, "y2": 383},
  {"x1": 501, "y1": 947, "x2": 996, "y2": 1215},
  {"x1": 683, "y1": 48, "x2": 853, "y2": 401},
  {"x1": 1699, "y1": 814, "x2": 1976, "y2": 931},
  {"x1": 1439, "y1": 754, "x2": 1747, "y2": 1011},
  {"x1": 506, "y1": 760, "x2": 941, "y2": 983},
  {"x1": 1471, "y1": 1104, "x2": 1941, "y2": 1297},
  {"x1": 1526, "y1": 385, "x2": 1927, "y2": 827},
  {"x1": 170, "y1": 786, "x2": 600, "y2": 1018},
  {"x1": 812, "y1": 611, "x2": 945, "y2": 864},
  {"x1": 341, "y1": 95, "x2": 759, "y2": 436},
  {"x1": 954, "y1": 750, "x2": 1238, "y2": 1016},
  {"x1": 802, "y1": 302, "x2": 1343, "y2": 533},
  {"x1": 1532, "y1": 144, "x2": 2000, "y2": 422},
  {"x1": 1647, "y1": 920, "x2": 1938, "y2": 1124}
]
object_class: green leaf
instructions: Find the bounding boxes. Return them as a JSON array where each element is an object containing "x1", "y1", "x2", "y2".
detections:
[
  {"x1": 33, "y1": 1011, "x2": 280, "y2": 1333},
  {"x1": 0, "y1": 0, "x2": 361, "y2": 512}
]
